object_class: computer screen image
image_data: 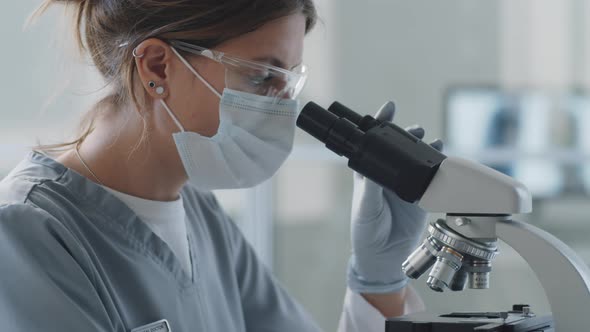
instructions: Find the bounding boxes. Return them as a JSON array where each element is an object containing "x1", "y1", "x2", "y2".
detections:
[
  {"x1": 445, "y1": 87, "x2": 564, "y2": 198},
  {"x1": 568, "y1": 94, "x2": 590, "y2": 195}
]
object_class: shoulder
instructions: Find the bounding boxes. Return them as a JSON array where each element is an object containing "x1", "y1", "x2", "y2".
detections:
[
  {"x1": 0, "y1": 203, "x2": 56, "y2": 228},
  {"x1": 0, "y1": 152, "x2": 67, "y2": 205},
  {"x1": 0, "y1": 203, "x2": 76, "y2": 248},
  {"x1": 0, "y1": 203, "x2": 94, "y2": 274},
  {"x1": 0, "y1": 203, "x2": 71, "y2": 261}
]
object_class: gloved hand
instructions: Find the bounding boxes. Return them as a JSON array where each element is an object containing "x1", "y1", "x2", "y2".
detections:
[{"x1": 347, "y1": 101, "x2": 444, "y2": 294}]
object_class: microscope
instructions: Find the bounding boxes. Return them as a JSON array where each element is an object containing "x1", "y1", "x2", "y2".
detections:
[{"x1": 297, "y1": 101, "x2": 590, "y2": 331}]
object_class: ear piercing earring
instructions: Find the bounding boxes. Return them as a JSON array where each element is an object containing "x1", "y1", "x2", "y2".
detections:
[
  {"x1": 148, "y1": 81, "x2": 165, "y2": 95},
  {"x1": 132, "y1": 48, "x2": 145, "y2": 58}
]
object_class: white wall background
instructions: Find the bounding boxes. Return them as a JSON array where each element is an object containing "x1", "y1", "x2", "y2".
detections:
[{"x1": 0, "y1": 1, "x2": 103, "y2": 172}]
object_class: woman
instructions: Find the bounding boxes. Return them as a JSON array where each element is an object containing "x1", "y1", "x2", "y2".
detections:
[{"x1": 0, "y1": 0, "x2": 438, "y2": 331}]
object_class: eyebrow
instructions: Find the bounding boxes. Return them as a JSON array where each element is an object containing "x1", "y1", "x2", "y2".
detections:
[{"x1": 251, "y1": 56, "x2": 302, "y2": 71}]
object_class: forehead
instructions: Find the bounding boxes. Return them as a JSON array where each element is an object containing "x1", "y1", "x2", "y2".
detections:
[{"x1": 216, "y1": 14, "x2": 306, "y2": 69}]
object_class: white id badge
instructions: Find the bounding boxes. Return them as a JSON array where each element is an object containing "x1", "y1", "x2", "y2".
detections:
[{"x1": 131, "y1": 319, "x2": 171, "y2": 332}]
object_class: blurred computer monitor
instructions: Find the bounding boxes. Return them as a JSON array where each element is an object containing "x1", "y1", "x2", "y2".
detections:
[
  {"x1": 568, "y1": 93, "x2": 590, "y2": 195},
  {"x1": 445, "y1": 87, "x2": 564, "y2": 199}
]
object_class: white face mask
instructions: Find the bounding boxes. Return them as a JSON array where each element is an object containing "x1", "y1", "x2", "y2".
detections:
[{"x1": 160, "y1": 49, "x2": 300, "y2": 190}]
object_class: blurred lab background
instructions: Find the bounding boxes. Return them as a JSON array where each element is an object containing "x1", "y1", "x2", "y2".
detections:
[{"x1": 2, "y1": 1, "x2": 590, "y2": 331}]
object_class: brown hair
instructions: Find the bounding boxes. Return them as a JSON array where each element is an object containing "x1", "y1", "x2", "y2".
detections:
[{"x1": 30, "y1": 0, "x2": 317, "y2": 152}]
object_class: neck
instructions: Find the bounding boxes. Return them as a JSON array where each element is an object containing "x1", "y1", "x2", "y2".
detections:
[{"x1": 58, "y1": 107, "x2": 187, "y2": 202}]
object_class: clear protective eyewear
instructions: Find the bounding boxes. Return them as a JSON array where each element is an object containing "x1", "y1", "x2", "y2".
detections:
[{"x1": 169, "y1": 40, "x2": 307, "y2": 100}]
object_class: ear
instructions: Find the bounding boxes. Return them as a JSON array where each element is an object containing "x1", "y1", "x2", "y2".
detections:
[{"x1": 134, "y1": 38, "x2": 174, "y2": 99}]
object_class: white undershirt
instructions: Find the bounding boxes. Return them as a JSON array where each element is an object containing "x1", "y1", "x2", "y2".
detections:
[{"x1": 101, "y1": 186, "x2": 191, "y2": 276}]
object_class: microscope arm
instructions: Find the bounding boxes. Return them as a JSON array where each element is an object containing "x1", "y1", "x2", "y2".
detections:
[{"x1": 497, "y1": 219, "x2": 590, "y2": 331}]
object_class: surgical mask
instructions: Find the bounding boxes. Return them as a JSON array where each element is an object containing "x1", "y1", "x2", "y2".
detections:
[{"x1": 159, "y1": 47, "x2": 300, "y2": 190}]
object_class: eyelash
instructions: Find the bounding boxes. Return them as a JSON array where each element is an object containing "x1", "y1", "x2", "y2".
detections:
[{"x1": 249, "y1": 74, "x2": 272, "y2": 85}]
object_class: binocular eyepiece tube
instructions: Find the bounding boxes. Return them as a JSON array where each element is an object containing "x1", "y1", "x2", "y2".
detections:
[{"x1": 296, "y1": 101, "x2": 447, "y2": 203}]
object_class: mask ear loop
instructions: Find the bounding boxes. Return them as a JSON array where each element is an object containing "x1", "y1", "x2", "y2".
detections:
[
  {"x1": 170, "y1": 46, "x2": 223, "y2": 99},
  {"x1": 160, "y1": 46, "x2": 224, "y2": 133},
  {"x1": 160, "y1": 100, "x2": 186, "y2": 132}
]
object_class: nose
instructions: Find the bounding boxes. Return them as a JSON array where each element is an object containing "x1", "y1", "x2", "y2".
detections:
[{"x1": 273, "y1": 80, "x2": 295, "y2": 100}]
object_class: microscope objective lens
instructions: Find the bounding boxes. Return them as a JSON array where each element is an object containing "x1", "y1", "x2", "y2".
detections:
[
  {"x1": 426, "y1": 247, "x2": 464, "y2": 292},
  {"x1": 402, "y1": 238, "x2": 441, "y2": 279}
]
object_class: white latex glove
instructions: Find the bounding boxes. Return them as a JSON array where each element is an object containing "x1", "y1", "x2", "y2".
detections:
[{"x1": 347, "y1": 101, "x2": 443, "y2": 294}]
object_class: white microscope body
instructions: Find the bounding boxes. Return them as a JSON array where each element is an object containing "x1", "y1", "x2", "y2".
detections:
[{"x1": 404, "y1": 156, "x2": 590, "y2": 331}]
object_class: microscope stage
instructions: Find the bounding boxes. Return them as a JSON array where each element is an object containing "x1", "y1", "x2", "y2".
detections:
[{"x1": 386, "y1": 307, "x2": 554, "y2": 331}]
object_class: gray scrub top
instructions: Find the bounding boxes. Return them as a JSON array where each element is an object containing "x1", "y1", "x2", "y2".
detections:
[{"x1": 0, "y1": 152, "x2": 322, "y2": 332}]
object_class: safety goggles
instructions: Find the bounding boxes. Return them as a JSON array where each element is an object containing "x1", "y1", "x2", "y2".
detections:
[{"x1": 168, "y1": 40, "x2": 307, "y2": 100}]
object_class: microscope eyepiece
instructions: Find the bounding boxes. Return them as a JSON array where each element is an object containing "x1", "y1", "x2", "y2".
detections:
[
  {"x1": 327, "y1": 101, "x2": 363, "y2": 125},
  {"x1": 297, "y1": 102, "x2": 365, "y2": 157},
  {"x1": 296, "y1": 102, "x2": 340, "y2": 143},
  {"x1": 297, "y1": 101, "x2": 447, "y2": 203}
]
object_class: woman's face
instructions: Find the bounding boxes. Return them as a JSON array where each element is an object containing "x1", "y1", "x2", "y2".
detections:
[
  {"x1": 133, "y1": 13, "x2": 306, "y2": 178},
  {"x1": 155, "y1": 13, "x2": 306, "y2": 137}
]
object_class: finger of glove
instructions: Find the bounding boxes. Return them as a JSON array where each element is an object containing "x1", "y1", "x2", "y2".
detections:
[
  {"x1": 374, "y1": 101, "x2": 396, "y2": 122},
  {"x1": 352, "y1": 175, "x2": 386, "y2": 223},
  {"x1": 406, "y1": 125, "x2": 425, "y2": 140},
  {"x1": 429, "y1": 139, "x2": 444, "y2": 152}
]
